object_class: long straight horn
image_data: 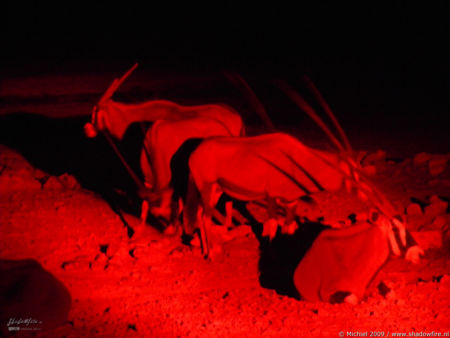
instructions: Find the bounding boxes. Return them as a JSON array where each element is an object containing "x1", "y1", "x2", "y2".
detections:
[
  {"x1": 98, "y1": 63, "x2": 139, "y2": 104},
  {"x1": 303, "y1": 75, "x2": 353, "y2": 153},
  {"x1": 275, "y1": 80, "x2": 345, "y2": 153},
  {"x1": 224, "y1": 71, "x2": 276, "y2": 132}
]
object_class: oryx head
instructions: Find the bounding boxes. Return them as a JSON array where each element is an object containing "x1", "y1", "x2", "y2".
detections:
[
  {"x1": 276, "y1": 76, "x2": 409, "y2": 252},
  {"x1": 84, "y1": 63, "x2": 138, "y2": 138}
]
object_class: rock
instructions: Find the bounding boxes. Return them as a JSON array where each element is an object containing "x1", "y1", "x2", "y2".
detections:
[
  {"x1": 428, "y1": 155, "x2": 448, "y2": 176},
  {"x1": 413, "y1": 152, "x2": 432, "y2": 167},
  {"x1": 410, "y1": 231, "x2": 442, "y2": 250},
  {"x1": 0, "y1": 259, "x2": 71, "y2": 333},
  {"x1": 44, "y1": 176, "x2": 64, "y2": 189},
  {"x1": 442, "y1": 224, "x2": 450, "y2": 248},
  {"x1": 430, "y1": 215, "x2": 449, "y2": 230},
  {"x1": 424, "y1": 196, "x2": 448, "y2": 218},
  {"x1": 406, "y1": 203, "x2": 423, "y2": 216},
  {"x1": 439, "y1": 274, "x2": 450, "y2": 291},
  {"x1": 363, "y1": 150, "x2": 386, "y2": 164},
  {"x1": 58, "y1": 173, "x2": 80, "y2": 189}
]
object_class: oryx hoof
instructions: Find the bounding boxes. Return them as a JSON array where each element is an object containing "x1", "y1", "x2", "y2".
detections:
[
  {"x1": 262, "y1": 219, "x2": 279, "y2": 240},
  {"x1": 189, "y1": 234, "x2": 201, "y2": 248},
  {"x1": 344, "y1": 293, "x2": 359, "y2": 305},
  {"x1": 281, "y1": 221, "x2": 298, "y2": 235}
]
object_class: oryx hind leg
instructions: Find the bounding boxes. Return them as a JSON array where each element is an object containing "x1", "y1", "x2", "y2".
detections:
[
  {"x1": 183, "y1": 176, "x2": 201, "y2": 238},
  {"x1": 140, "y1": 200, "x2": 149, "y2": 226},
  {"x1": 262, "y1": 197, "x2": 281, "y2": 240},
  {"x1": 198, "y1": 183, "x2": 223, "y2": 259}
]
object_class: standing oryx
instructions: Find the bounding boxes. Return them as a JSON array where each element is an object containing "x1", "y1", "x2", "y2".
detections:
[
  {"x1": 182, "y1": 79, "x2": 414, "y2": 260},
  {"x1": 84, "y1": 63, "x2": 245, "y2": 141},
  {"x1": 139, "y1": 116, "x2": 241, "y2": 229}
]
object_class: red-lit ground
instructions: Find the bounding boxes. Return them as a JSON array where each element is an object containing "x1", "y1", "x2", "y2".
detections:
[{"x1": 0, "y1": 70, "x2": 449, "y2": 336}]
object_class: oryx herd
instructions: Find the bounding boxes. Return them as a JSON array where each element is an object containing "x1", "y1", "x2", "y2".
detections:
[{"x1": 84, "y1": 64, "x2": 423, "y2": 289}]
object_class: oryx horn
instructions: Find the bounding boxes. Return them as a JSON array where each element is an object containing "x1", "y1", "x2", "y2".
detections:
[
  {"x1": 303, "y1": 75, "x2": 353, "y2": 153},
  {"x1": 98, "y1": 62, "x2": 139, "y2": 104},
  {"x1": 224, "y1": 71, "x2": 277, "y2": 132},
  {"x1": 275, "y1": 79, "x2": 345, "y2": 153}
]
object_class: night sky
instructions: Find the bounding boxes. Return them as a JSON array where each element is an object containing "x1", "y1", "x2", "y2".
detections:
[
  {"x1": 2, "y1": 3, "x2": 448, "y2": 130},
  {"x1": 3, "y1": 3, "x2": 445, "y2": 66}
]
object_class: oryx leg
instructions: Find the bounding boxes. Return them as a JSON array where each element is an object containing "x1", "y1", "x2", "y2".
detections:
[
  {"x1": 198, "y1": 183, "x2": 225, "y2": 259},
  {"x1": 140, "y1": 182, "x2": 153, "y2": 226},
  {"x1": 183, "y1": 177, "x2": 201, "y2": 238},
  {"x1": 280, "y1": 200, "x2": 299, "y2": 235},
  {"x1": 225, "y1": 201, "x2": 233, "y2": 228},
  {"x1": 140, "y1": 200, "x2": 149, "y2": 226},
  {"x1": 262, "y1": 197, "x2": 280, "y2": 240}
]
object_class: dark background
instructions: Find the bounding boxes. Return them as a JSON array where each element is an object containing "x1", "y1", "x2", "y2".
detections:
[{"x1": 1, "y1": 2, "x2": 448, "y2": 149}]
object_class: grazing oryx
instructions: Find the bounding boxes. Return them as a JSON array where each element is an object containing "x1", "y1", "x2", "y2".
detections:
[
  {"x1": 139, "y1": 116, "x2": 240, "y2": 229},
  {"x1": 183, "y1": 79, "x2": 414, "y2": 260}
]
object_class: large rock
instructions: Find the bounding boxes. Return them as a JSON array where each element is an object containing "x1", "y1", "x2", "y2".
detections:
[
  {"x1": 0, "y1": 259, "x2": 71, "y2": 335},
  {"x1": 293, "y1": 223, "x2": 390, "y2": 303}
]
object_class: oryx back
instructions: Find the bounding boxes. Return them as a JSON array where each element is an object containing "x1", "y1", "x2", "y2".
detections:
[
  {"x1": 141, "y1": 116, "x2": 236, "y2": 192},
  {"x1": 188, "y1": 133, "x2": 347, "y2": 203},
  {"x1": 93, "y1": 100, "x2": 244, "y2": 140}
]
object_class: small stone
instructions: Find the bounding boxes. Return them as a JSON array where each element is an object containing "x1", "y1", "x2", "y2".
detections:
[
  {"x1": 424, "y1": 197, "x2": 448, "y2": 218},
  {"x1": 430, "y1": 215, "x2": 449, "y2": 230},
  {"x1": 428, "y1": 155, "x2": 448, "y2": 176},
  {"x1": 58, "y1": 173, "x2": 80, "y2": 189},
  {"x1": 410, "y1": 231, "x2": 442, "y2": 250},
  {"x1": 356, "y1": 212, "x2": 369, "y2": 222},
  {"x1": 406, "y1": 203, "x2": 423, "y2": 216},
  {"x1": 442, "y1": 224, "x2": 450, "y2": 248},
  {"x1": 413, "y1": 152, "x2": 432, "y2": 167},
  {"x1": 363, "y1": 150, "x2": 387, "y2": 164},
  {"x1": 439, "y1": 274, "x2": 450, "y2": 291}
]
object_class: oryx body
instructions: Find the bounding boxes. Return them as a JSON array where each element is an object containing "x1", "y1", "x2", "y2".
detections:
[
  {"x1": 189, "y1": 133, "x2": 346, "y2": 203},
  {"x1": 184, "y1": 133, "x2": 354, "y2": 256},
  {"x1": 140, "y1": 116, "x2": 238, "y2": 223},
  {"x1": 85, "y1": 99, "x2": 245, "y2": 140}
]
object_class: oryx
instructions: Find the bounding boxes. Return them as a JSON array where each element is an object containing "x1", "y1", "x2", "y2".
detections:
[
  {"x1": 182, "y1": 78, "x2": 420, "y2": 262},
  {"x1": 139, "y1": 116, "x2": 242, "y2": 230}
]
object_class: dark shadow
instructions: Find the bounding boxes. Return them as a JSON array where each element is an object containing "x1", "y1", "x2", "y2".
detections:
[
  {"x1": 0, "y1": 259, "x2": 71, "y2": 335},
  {"x1": 0, "y1": 113, "x2": 147, "y2": 221},
  {"x1": 258, "y1": 219, "x2": 328, "y2": 299}
]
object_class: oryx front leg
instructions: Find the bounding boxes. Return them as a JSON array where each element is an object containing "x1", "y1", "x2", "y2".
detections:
[
  {"x1": 225, "y1": 201, "x2": 233, "y2": 228},
  {"x1": 280, "y1": 199, "x2": 299, "y2": 235},
  {"x1": 198, "y1": 183, "x2": 222, "y2": 259},
  {"x1": 140, "y1": 200, "x2": 149, "y2": 226},
  {"x1": 139, "y1": 182, "x2": 153, "y2": 226},
  {"x1": 262, "y1": 197, "x2": 281, "y2": 240}
]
